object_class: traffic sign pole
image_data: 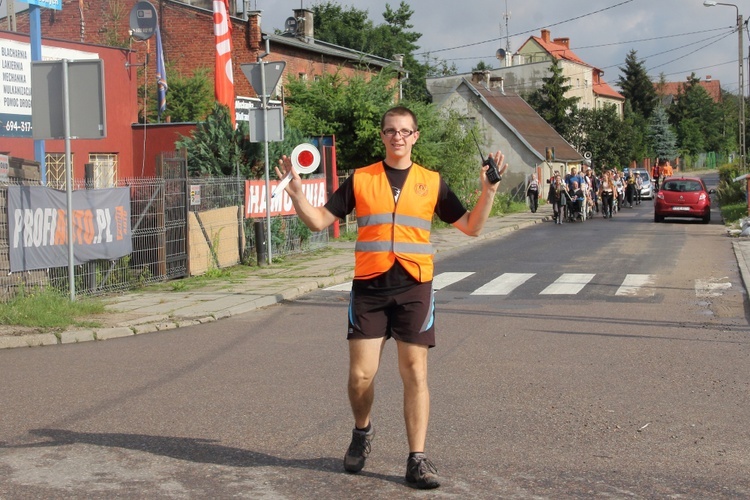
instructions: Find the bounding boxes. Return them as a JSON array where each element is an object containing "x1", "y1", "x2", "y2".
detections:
[
  {"x1": 240, "y1": 51, "x2": 286, "y2": 266},
  {"x1": 261, "y1": 57, "x2": 272, "y2": 265}
]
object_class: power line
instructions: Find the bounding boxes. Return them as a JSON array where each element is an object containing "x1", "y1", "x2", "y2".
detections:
[
  {"x1": 645, "y1": 30, "x2": 735, "y2": 74},
  {"x1": 441, "y1": 27, "x2": 734, "y2": 65},
  {"x1": 414, "y1": 0, "x2": 634, "y2": 56},
  {"x1": 573, "y1": 27, "x2": 734, "y2": 50}
]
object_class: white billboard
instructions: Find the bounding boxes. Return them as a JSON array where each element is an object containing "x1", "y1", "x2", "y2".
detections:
[{"x1": 0, "y1": 37, "x2": 98, "y2": 138}]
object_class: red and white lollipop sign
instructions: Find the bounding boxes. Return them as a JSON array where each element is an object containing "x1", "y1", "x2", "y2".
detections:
[{"x1": 272, "y1": 143, "x2": 321, "y2": 199}]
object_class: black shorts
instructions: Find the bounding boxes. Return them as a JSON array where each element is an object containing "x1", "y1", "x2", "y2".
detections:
[{"x1": 347, "y1": 281, "x2": 436, "y2": 347}]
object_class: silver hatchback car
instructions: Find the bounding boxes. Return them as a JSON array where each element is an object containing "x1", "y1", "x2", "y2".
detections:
[{"x1": 631, "y1": 168, "x2": 653, "y2": 200}]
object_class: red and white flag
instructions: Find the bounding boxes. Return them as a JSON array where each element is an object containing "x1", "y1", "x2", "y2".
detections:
[{"x1": 213, "y1": 0, "x2": 235, "y2": 126}]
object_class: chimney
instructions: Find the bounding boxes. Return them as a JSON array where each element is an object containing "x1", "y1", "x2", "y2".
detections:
[
  {"x1": 490, "y1": 76, "x2": 505, "y2": 94},
  {"x1": 471, "y1": 70, "x2": 491, "y2": 88},
  {"x1": 293, "y1": 8, "x2": 314, "y2": 42},
  {"x1": 541, "y1": 29, "x2": 551, "y2": 43},
  {"x1": 706, "y1": 75, "x2": 712, "y2": 81},
  {"x1": 553, "y1": 37, "x2": 570, "y2": 48},
  {"x1": 248, "y1": 11, "x2": 262, "y2": 51}
]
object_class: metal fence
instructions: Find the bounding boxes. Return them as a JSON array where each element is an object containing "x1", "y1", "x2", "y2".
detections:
[{"x1": 0, "y1": 175, "x2": 329, "y2": 303}]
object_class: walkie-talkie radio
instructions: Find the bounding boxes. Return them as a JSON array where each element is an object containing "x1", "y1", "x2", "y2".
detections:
[{"x1": 470, "y1": 131, "x2": 502, "y2": 184}]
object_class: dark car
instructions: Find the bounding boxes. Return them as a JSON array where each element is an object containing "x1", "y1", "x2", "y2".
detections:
[{"x1": 654, "y1": 176, "x2": 714, "y2": 223}]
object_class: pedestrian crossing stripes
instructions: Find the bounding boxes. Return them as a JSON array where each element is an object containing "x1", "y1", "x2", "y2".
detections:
[
  {"x1": 323, "y1": 273, "x2": 731, "y2": 299},
  {"x1": 539, "y1": 273, "x2": 595, "y2": 295},
  {"x1": 434, "y1": 272, "x2": 475, "y2": 290},
  {"x1": 695, "y1": 278, "x2": 732, "y2": 297},
  {"x1": 616, "y1": 274, "x2": 656, "y2": 297},
  {"x1": 472, "y1": 273, "x2": 534, "y2": 295}
]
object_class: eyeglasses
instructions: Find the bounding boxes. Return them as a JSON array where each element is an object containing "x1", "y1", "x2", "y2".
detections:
[{"x1": 382, "y1": 128, "x2": 416, "y2": 138}]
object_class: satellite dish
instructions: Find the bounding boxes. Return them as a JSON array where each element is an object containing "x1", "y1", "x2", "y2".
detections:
[
  {"x1": 129, "y1": 1, "x2": 158, "y2": 41},
  {"x1": 284, "y1": 17, "x2": 298, "y2": 34},
  {"x1": 496, "y1": 48, "x2": 506, "y2": 61}
]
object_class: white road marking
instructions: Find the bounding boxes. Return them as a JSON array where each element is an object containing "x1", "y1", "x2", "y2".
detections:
[
  {"x1": 324, "y1": 271, "x2": 475, "y2": 292},
  {"x1": 695, "y1": 278, "x2": 732, "y2": 297},
  {"x1": 433, "y1": 272, "x2": 475, "y2": 290},
  {"x1": 540, "y1": 273, "x2": 595, "y2": 295},
  {"x1": 471, "y1": 273, "x2": 536, "y2": 296},
  {"x1": 616, "y1": 274, "x2": 656, "y2": 297},
  {"x1": 325, "y1": 273, "x2": 728, "y2": 300}
]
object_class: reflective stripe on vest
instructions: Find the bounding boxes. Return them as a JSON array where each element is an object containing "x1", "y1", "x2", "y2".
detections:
[{"x1": 353, "y1": 162, "x2": 440, "y2": 282}]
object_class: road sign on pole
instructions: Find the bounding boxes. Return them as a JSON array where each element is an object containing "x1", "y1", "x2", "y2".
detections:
[
  {"x1": 240, "y1": 54, "x2": 287, "y2": 265},
  {"x1": 248, "y1": 107, "x2": 284, "y2": 142},
  {"x1": 240, "y1": 62, "x2": 285, "y2": 97}
]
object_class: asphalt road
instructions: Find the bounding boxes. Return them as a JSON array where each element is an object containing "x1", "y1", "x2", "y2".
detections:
[{"x1": 0, "y1": 177, "x2": 748, "y2": 498}]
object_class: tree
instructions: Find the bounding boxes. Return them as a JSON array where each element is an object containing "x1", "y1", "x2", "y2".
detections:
[
  {"x1": 311, "y1": 2, "x2": 377, "y2": 52},
  {"x1": 618, "y1": 50, "x2": 658, "y2": 120},
  {"x1": 311, "y1": 2, "x2": 452, "y2": 102},
  {"x1": 284, "y1": 69, "x2": 401, "y2": 169},
  {"x1": 526, "y1": 59, "x2": 580, "y2": 139},
  {"x1": 654, "y1": 72, "x2": 669, "y2": 101},
  {"x1": 176, "y1": 103, "x2": 262, "y2": 177},
  {"x1": 648, "y1": 104, "x2": 678, "y2": 159},
  {"x1": 622, "y1": 102, "x2": 650, "y2": 164},
  {"x1": 472, "y1": 61, "x2": 492, "y2": 72},
  {"x1": 139, "y1": 68, "x2": 214, "y2": 124},
  {"x1": 668, "y1": 73, "x2": 726, "y2": 154},
  {"x1": 569, "y1": 105, "x2": 636, "y2": 171},
  {"x1": 162, "y1": 68, "x2": 214, "y2": 123}
]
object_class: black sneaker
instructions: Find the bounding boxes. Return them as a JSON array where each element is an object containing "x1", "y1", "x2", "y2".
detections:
[
  {"x1": 343, "y1": 425, "x2": 374, "y2": 473},
  {"x1": 405, "y1": 453, "x2": 440, "y2": 489}
]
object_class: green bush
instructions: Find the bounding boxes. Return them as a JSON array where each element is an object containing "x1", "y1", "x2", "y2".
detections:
[
  {"x1": 721, "y1": 202, "x2": 747, "y2": 224},
  {"x1": 715, "y1": 163, "x2": 746, "y2": 205}
]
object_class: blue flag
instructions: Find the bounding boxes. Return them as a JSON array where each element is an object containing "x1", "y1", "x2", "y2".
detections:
[{"x1": 156, "y1": 26, "x2": 168, "y2": 120}]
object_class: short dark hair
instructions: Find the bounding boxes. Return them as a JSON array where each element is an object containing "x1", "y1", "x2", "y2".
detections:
[{"x1": 381, "y1": 106, "x2": 418, "y2": 131}]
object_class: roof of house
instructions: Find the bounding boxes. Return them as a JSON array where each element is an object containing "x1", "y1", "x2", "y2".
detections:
[
  {"x1": 522, "y1": 33, "x2": 589, "y2": 67},
  {"x1": 271, "y1": 33, "x2": 394, "y2": 69},
  {"x1": 519, "y1": 30, "x2": 624, "y2": 101},
  {"x1": 656, "y1": 79, "x2": 722, "y2": 103},
  {"x1": 461, "y1": 79, "x2": 583, "y2": 163},
  {"x1": 594, "y1": 81, "x2": 625, "y2": 100}
]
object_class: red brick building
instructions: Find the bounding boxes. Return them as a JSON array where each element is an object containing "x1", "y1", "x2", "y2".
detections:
[{"x1": 2, "y1": 1, "x2": 393, "y2": 180}]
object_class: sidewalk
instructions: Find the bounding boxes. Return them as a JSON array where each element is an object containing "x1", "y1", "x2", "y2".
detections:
[
  {"x1": 3, "y1": 204, "x2": 749, "y2": 349},
  {"x1": 0, "y1": 205, "x2": 552, "y2": 349}
]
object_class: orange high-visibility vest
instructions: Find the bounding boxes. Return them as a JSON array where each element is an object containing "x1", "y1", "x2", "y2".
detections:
[{"x1": 353, "y1": 162, "x2": 440, "y2": 282}]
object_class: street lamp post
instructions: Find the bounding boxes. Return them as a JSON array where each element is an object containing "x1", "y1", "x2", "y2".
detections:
[
  {"x1": 704, "y1": 0, "x2": 745, "y2": 172},
  {"x1": 393, "y1": 54, "x2": 405, "y2": 100}
]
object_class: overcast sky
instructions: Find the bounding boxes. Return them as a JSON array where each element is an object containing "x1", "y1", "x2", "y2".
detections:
[{"x1": 254, "y1": 0, "x2": 747, "y2": 93}]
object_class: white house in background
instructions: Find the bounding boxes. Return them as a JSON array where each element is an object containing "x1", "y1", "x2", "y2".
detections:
[
  {"x1": 438, "y1": 72, "x2": 584, "y2": 199},
  {"x1": 428, "y1": 29, "x2": 625, "y2": 118}
]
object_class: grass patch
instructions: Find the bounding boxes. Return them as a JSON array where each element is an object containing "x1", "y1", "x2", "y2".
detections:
[
  {"x1": 0, "y1": 287, "x2": 106, "y2": 329},
  {"x1": 335, "y1": 230, "x2": 358, "y2": 242},
  {"x1": 720, "y1": 202, "x2": 748, "y2": 225}
]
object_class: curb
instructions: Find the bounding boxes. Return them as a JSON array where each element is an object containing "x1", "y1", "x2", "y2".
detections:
[{"x1": 732, "y1": 240, "x2": 750, "y2": 298}]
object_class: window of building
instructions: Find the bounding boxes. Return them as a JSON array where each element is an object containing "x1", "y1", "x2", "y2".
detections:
[
  {"x1": 88, "y1": 153, "x2": 118, "y2": 188},
  {"x1": 45, "y1": 153, "x2": 69, "y2": 189}
]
